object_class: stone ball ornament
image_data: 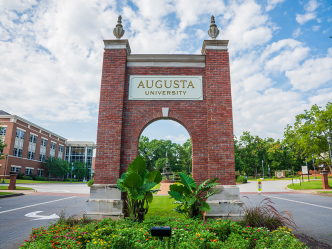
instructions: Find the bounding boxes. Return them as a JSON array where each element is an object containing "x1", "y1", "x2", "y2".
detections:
[
  {"x1": 207, "y1": 15, "x2": 219, "y2": 39},
  {"x1": 113, "y1": 15, "x2": 125, "y2": 39}
]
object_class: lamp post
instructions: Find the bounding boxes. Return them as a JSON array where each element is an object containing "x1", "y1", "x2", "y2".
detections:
[
  {"x1": 262, "y1": 160, "x2": 264, "y2": 179},
  {"x1": 71, "y1": 162, "x2": 73, "y2": 183},
  {"x1": 312, "y1": 153, "x2": 316, "y2": 179},
  {"x1": 1, "y1": 154, "x2": 8, "y2": 184},
  {"x1": 328, "y1": 136, "x2": 332, "y2": 171}
]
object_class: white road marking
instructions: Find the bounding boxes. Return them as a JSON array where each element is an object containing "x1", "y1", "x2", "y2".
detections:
[
  {"x1": 262, "y1": 194, "x2": 332, "y2": 210},
  {"x1": 0, "y1": 196, "x2": 76, "y2": 214},
  {"x1": 25, "y1": 211, "x2": 60, "y2": 220}
]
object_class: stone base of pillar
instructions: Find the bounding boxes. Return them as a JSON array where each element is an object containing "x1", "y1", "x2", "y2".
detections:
[
  {"x1": 206, "y1": 185, "x2": 244, "y2": 221},
  {"x1": 320, "y1": 170, "x2": 330, "y2": 189},
  {"x1": 86, "y1": 184, "x2": 124, "y2": 220}
]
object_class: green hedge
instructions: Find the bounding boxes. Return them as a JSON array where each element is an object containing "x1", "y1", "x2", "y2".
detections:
[
  {"x1": 236, "y1": 175, "x2": 247, "y2": 183},
  {"x1": 20, "y1": 217, "x2": 306, "y2": 248},
  {"x1": 22, "y1": 175, "x2": 33, "y2": 180}
]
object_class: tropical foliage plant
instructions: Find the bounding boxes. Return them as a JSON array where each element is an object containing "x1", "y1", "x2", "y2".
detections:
[
  {"x1": 168, "y1": 172, "x2": 218, "y2": 219},
  {"x1": 117, "y1": 155, "x2": 162, "y2": 221}
]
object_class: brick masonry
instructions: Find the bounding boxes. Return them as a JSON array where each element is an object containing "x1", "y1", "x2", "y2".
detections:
[{"x1": 95, "y1": 45, "x2": 236, "y2": 185}]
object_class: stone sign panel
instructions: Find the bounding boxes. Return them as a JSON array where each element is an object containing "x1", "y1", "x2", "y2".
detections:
[{"x1": 129, "y1": 75, "x2": 203, "y2": 100}]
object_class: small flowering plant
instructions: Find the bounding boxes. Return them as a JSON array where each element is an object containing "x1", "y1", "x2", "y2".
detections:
[{"x1": 21, "y1": 217, "x2": 308, "y2": 248}]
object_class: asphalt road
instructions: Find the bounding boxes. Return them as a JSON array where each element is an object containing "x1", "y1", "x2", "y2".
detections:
[
  {"x1": 240, "y1": 193, "x2": 332, "y2": 247},
  {"x1": 0, "y1": 194, "x2": 88, "y2": 249},
  {"x1": 18, "y1": 183, "x2": 90, "y2": 194}
]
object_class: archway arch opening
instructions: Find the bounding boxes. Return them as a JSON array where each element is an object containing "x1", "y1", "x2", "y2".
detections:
[{"x1": 138, "y1": 119, "x2": 192, "y2": 178}]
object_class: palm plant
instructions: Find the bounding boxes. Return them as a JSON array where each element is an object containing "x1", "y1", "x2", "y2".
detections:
[
  {"x1": 168, "y1": 172, "x2": 218, "y2": 219},
  {"x1": 117, "y1": 155, "x2": 162, "y2": 221}
]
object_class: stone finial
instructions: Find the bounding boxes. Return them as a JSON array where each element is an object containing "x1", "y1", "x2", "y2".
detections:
[
  {"x1": 113, "y1": 15, "x2": 125, "y2": 39},
  {"x1": 207, "y1": 15, "x2": 219, "y2": 39}
]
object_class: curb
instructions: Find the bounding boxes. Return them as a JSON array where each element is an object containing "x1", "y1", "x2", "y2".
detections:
[{"x1": 0, "y1": 193, "x2": 25, "y2": 199}]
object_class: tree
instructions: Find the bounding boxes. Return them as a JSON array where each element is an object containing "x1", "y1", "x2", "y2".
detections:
[
  {"x1": 0, "y1": 125, "x2": 7, "y2": 160},
  {"x1": 138, "y1": 136, "x2": 192, "y2": 173},
  {"x1": 44, "y1": 157, "x2": 70, "y2": 180},
  {"x1": 72, "y1": 161, "x2": 90, "y2": 180},
  {"x1": 283, "y1": 102, "x2": 332, "y2": 173}
]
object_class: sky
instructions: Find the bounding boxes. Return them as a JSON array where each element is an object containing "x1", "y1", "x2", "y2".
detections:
[{"x1": 0, "y1": 0, "x2": 331, "y2": 145}]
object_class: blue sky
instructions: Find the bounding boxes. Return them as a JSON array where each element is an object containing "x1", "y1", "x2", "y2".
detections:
[{"x1": 0, "y1": 0, "x2": 331, "y2": 145}]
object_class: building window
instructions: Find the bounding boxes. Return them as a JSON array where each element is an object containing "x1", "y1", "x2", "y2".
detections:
[
  {"x1": 37, "y1": 170, "x2": 44, "y2": 177},
  {"x1": 11, "y1": 166, "x2": 20, "y2": 172},
  {"x1": 59, "y1": 145, "x2": 64, "y2": 152},
  {"x1": 41, "y1": 138, "x2": 47, "y2": 147},
  {"x1": 16, "y1": 129, "x2": 25, "y2": 139},
  {"x1": 25, "y1": 168, "x2": 33, "y2": 175},
  {"x1": 0, "y1": 127, "x2": 6, "y2": 136},
  {"x1": 39, "y1": 154, "x2": 46, "y2": 162},
  {"x1": 37, "y1": 169, "x2": 44, "y2": 177},
  {"x1": 27, "y1": 151, "x2": 35, "y2": 160},
  {"x1": 13, "y1": 148, "x2": 22, "y2": 158},
  {"x1": 51, "y1": 142, "x2": 56, "y2": 150},
  {"x1": 29, "y1": 134, "x2": 37, "y2": 143}
]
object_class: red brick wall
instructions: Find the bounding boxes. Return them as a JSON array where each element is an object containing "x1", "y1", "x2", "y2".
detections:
[{"x1": 95, "y1": 47, "x2": 236, "y2": 185}]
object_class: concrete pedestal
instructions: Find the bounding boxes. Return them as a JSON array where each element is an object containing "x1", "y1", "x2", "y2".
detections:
[
  {"x1": 8, "y1": 171, "x2": 18, "y2": 190},
  {"x1": 206, "y1": 185, "x2": 243, "y2": 221},
  {"x1": 86, "y1": 184, "x2": 124, "y2": 220}
]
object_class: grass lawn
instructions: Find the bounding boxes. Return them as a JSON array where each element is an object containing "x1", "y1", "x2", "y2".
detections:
[
  {"x1": 317, "y1": 191, "x2": 332, "y2": 193},
  {"x1": 151, "y1": 183, "x2": 160, "y2": 190},
  {"x1": 146, "y1": 195, "x2": 184, "y2": 218},
  {"x1": 2, "y1": 179, "x2": 84, "y2": 184},
  {"x1": 0, "y1": 186, "x2": 34, "y2": 190},
  {"x1": 287, "y1": 180, "x2": 332, "y2": 190},
  {"x1": 0, "y1": 192, "x2": 16, "y2": 195}
]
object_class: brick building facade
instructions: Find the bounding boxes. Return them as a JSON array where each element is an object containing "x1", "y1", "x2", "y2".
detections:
[{"x1": 0, "y1": 111, "x2": 66, "y2": 179}]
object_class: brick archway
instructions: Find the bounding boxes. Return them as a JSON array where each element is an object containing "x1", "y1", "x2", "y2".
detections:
[
  {"x1": 94, "y1": 39, "x2": 236, "y2": 186},
  {"x1": 129, "y1": 110, "x2": 199, "y2": 179}
]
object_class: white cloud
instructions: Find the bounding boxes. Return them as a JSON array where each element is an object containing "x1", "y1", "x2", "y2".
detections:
[
  {"x1": 285, "y1": 48, "x2": 332, "y2": 92},
  {"x1": 266, "y1": 0, "x2": 286, "y2": 12},
  {"x1": 295, "y1": 0, "x2": 319, "y2": 25},
  {"x1": 312, "y1": 25, "x2": 320, "y2": 31},
  {"x1": 166, "y1": 134, "x2": 189, "y2": 143},
  {"x1": 292, "y1": 27, "x2": 301, "y2": 38},
  {"x1": 296, "y1": 12, "x2": 316, "y2": 25},
  {"x1": 309, "y1": 88, "x2": 332, "y2": 107}
]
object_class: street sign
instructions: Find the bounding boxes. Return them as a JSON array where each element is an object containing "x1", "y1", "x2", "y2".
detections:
[
  {"x1": 293, "y1": 179, "x2": 300, "y2": 183},
  {"x1": 257, "y1": 179, "x2": 262, "y2": 193},
  {"x1": 301, "y1": 166, "x2": 308, "y2": 175}
]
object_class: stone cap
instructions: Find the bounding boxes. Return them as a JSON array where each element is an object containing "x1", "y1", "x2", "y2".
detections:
[
  {"x1": 104, "y1": 39, "x2": 131, "y2": 54},
  {"x1": 201, "y1": 40, "x2": 229, "y2": 54}
]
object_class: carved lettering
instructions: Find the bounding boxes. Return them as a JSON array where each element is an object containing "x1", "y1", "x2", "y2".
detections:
[
  {"x1": 180, "y1": 80, "x2": 187, "y2": 88},
  {"x1": 138, "y1": 81, "x2": 145, "y2": 88},
  {"x1": 165, "y1": 80, "x2": 172, "y2": 88},
  {"x1": 187, "y1": 81, "x2": 194, "y2": 88},
  {"x1": 146, "y1": 80, "x2": 153, "y2": 88},
  {"x1": 155, "y1": 80, "x2": 162, "y2": 88}
]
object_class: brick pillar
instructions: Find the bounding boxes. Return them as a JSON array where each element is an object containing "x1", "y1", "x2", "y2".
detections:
[
  {"x1": 8, "y1": 171, "x2": 17, "y2": 190},
  {"x1": 321, "y1": 170, "x2": 330, "y2": 189},
  {"x1": 203, "y1": 40, "x2": 235, "y2": 185},
  {"x1": 95, "y1": 40, "x2": 131, "y2": 184}
]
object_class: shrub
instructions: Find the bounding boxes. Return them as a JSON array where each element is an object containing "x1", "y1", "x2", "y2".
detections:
[
  {"x1": 236, "y1": 175, "x2": 247, "y2": 183},
  {"x1": 21, "y1": 217, "x2": 307, "y2": 249},
  {"x1": 168, "y1": 172, "x2": 218, "y2": 219},
  {"x1": 17, "y1": 173, "x2": 25, "y2": 179},
  {"x1": 22, "y1": 175, "x2": 33, "y2": 180},
  {"x1": 64, "y1": 178, "x2": 78, "y2": 182},
  {"x1": 35, "y1": 176, "x2": 46, "y2": 181},
  {"x1": 272, "y1": 176, "x2": 277, "y2": 179},
  {"x1": 87, "y1": 179, "x2": 94, "y2": 187},
  {"x1": 240, "y1": 197, "x2": 297, "y2": 232}
]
